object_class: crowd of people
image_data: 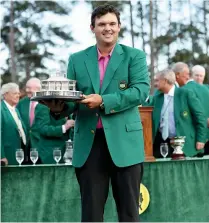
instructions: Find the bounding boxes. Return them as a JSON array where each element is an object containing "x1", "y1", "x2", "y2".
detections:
[
  {"x1": 1, "y1": 63, "x2": 208, "y2": 165},
  {"x1": 1, "y1": 78, "x2": 75, "y2": 166},
  {"x1": 147, "y1": 63, "x2": 209, "y2": 158}
]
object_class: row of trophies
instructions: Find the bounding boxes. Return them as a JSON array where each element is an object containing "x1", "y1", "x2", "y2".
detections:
[{"x1": 16, "y1": 140, "x2": 74, "y2": 166}]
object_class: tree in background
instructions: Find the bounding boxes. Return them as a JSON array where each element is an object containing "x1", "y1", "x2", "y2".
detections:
[{"x1": 1, "y1": 0, "x2": 74, "y2": 85}]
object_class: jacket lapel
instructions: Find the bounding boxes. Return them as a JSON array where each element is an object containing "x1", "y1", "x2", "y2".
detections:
[
  {"x1": 153, "y1": 93, "x2": 164, "y2": 132},
  {"x1": 100, "y1": 44, "x2": 124, "y2": 94},
  {"x1": 174, "y1": 87, "x2": 180, "y2": 135},
  {"x1": 84, "y1": 46, "x2": 100, "y2": 94},
  {"x1": 16, "y1": 108, "x2": 27, "y2": 135},
  {"x1": 26, "y1": 97, "x2": 30, "y2": 127},
  {"x1": 2, "y1": 101, "x2": 19, "y2": 131}
]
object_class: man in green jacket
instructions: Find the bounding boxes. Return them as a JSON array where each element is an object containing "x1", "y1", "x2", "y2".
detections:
[
  {"x1": 34, "y1": 103, "x2": 74, "y2": 164},
  {"x1": 64, "y1": 4, "x2": 149, "y2": 222},
  {"x1": 173, "y1": 62, "x2": 209, "y2": 155},
  {"x1": 16, "y1": 78, "x2": 41, "y2": 159},
  {"x1": 1, "y1": 83, "x2": 27, "y2": 165},
  {"x1": 152, "y1": 69, "x2": 206, "y2": 158}
]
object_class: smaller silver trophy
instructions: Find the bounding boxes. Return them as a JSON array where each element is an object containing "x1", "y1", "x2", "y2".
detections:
[
  {"x1": 63, "y1": 139, "x2": 73, "y2": 165},
  {"x1": 31, "y1": 71, "x2": 83, "y2": 102},
  {"x1": 170, "y1": 136, "x2": 186, "y2": 160}
]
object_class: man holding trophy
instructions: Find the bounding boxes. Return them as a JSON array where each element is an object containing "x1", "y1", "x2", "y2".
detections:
[
  {"x1": 66, "y1": 4, "x2": 149, "y2": 222},
  {"x1": 34, "y1": 4, "x2": 149, "y2": 221}
]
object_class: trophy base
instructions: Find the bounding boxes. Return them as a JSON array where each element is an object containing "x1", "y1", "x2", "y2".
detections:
[
  {"x1": 171, "y1": 153, "x2": 185, "y2": 160},
  {"x1": 31, "y1": 95, "x2": 83, "y2": 102},
  {"x1": 31, "y1": 90, "x2": 84, "y2": 102}
]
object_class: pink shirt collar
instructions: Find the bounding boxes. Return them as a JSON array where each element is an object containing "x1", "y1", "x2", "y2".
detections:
[{"x1": 97, "y1": 45, "x2": 115, "y2": 60}]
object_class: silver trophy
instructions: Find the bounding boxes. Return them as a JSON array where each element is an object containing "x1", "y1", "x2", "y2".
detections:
[
  {"x1": 31, "y1": 71, "x2": 83, "y2": 102},
  {"x1": 170, "y1": 136, "x2": 186, "y2": 160}
]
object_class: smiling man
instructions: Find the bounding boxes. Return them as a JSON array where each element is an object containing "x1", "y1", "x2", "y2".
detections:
[
  {"x1": 66, "y1": 4, "x2": 150, "y2": 222},
  {"x1": 1, "y1": 83, "x2": 27, "y2": 165}
]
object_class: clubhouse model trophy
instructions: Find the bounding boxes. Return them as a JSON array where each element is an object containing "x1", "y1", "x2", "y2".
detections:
[
  {"x1": 31, "y1": 71, "x2": 83, "y2": 102},
  {"x1": 170, "y1": 136, "x2": 186, "y2": 160}
]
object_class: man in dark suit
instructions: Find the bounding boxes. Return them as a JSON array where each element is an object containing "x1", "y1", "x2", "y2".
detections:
[{"x1": 65, "y1": 4, "x2": 149, "y2": 222}]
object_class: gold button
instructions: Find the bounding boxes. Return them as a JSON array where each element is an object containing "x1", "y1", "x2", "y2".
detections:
[
  {"x1": 91, "y1": 130, "x2": 95, "y2": 134},
  {"x1": 110, "y1": 109, "x2": 115, "y2": 113}
]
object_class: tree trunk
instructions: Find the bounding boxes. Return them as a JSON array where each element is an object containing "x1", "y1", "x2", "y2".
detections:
[
  {"x1": 203, "y1": 1, "x2": 208, "y2": 54},
  {"x1": 129, "y1": 1, "x2": 135, "y2": 48},
  {"x1": 154, "y1": 0, "x2": 158, "y2": 69},
  {"x1": 149, "y1": 0, "x2": 155, "y2": 94},
  {"x1": 167, "y1": 0, "x2": 172, "y2": 64},
  {"x1": 25, "y1": 60, "x2": 30, "y2": 80},
  {"x1": 9, "y1": 0, "x2": 16, "y2": 83},
  {"x1": 188, "y1": 0, "x2": 195, "y2": 63},
  {"x1": 138, "y1": 2, "x2": 145, "y2": 52}
]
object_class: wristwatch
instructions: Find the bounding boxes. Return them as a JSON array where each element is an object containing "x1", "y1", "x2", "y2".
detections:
[{"x1": 100, "y1": 101, "x2": 105, "y2": 110}]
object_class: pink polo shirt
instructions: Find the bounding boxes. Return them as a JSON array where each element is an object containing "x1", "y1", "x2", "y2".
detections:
[{"x1": 96, "y1": 46, "x2": 114, "y2": 129}]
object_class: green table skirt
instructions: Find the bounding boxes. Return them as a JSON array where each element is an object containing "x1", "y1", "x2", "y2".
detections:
[{"x1": 1, "y1": 158, "x2": 209, "y2": 222}]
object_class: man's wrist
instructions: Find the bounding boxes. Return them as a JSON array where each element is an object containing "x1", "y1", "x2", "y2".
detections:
[{"x1": 100, "y1": 97, "x2": 105, "y2": 110}]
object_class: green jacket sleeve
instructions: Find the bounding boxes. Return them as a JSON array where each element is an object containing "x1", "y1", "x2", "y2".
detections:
[
  {"x1": 187, "y1": 90, "x2": 207, "y2": 142},
  {"x1": 35, "y1": 104, "x2": 63, "y2": 138},
  {"x1": 65, "y1": 56, "x2": 78, "y2": 114},
  {"x1": 102, "y1": 52, "x2": 150, "y2": 115},
  {"x1": 1, "y1": 114, "x2": 5, "y2": 159}
]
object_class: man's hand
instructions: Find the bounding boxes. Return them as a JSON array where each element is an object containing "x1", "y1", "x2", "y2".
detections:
[
  {"x1": 79, "y1": 94, "x2": 102, "y2": 109},
  {"x1": 1, "y1": 158, "x2": 8, "y2": 166},
  {"x1": 65, "y1": 120, "x2": 75, "y2": 130},
  {"x1": 196, "y1": 142, "x2": 205, "y2": 150},
  {"x1": 40, "y1": 100, "x2": 65, "y2": 113},
  {"x1": 207, "y1": 118, "x2": 209, "y2": 128}
]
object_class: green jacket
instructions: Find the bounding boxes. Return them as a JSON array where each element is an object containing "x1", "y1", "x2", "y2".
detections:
[
  {"x1": 182, "y1": 80, "x2": 209, "y2": 140},
  {"x1": 16, "y1": 96, "x2": 40, "y2": 148},
  {"x1": 152, "y1": 87, "x2": 207, "y2": 156},
  {"x1": 1, "y1": 101, "x2": 27, "y2": 164},
  {"x1": 34, "y1": 104, "x2": 70, "y2": 164},
  {"x1": 67, "y1": 44, "x2": 150, "y2": 167}
]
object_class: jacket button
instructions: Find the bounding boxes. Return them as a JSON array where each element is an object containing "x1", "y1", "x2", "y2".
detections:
[
  {"x1": 110, "y1": 109, "x2": 115, "y2": 113},
  {"x1": 96, "y1": 113, "x2": 99, "y2": 117},
  {"x1": 91, "y1": 130, "x2": 95, "y2": 134}
]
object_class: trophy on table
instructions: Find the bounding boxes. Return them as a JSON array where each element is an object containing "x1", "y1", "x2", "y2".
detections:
[{"x1": 170, "y1": 136, "x2": 186, "y2": 160}]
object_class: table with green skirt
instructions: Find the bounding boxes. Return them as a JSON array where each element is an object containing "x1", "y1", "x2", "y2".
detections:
[{"x1": 1, "y1": 156, "x2": 209, "y2": 222}]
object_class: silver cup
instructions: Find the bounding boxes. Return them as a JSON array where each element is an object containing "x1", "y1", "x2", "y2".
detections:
[{"x1": 170, "y1": 136, "x2": 186, "y2": 160}]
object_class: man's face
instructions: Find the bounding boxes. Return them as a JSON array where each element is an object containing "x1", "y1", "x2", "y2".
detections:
[
  {"x1": 25, "y1": 83, "x2": 39, "y2": 98},
  {"x1": 154, "y1": 75, "x2": 166, "y2": 92},
  {"x1": 175, "y1": 67, "x2": 190, "y2": 86},
  {"x1": 4, "y1": 90, "x2": 20, "y2": 106},
  {"x1": 91, "y1": 13, "x2": 121, "y2": 46},
  {"x1": 193, "y1": 73, "x2": 205, "y2": 84}
]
